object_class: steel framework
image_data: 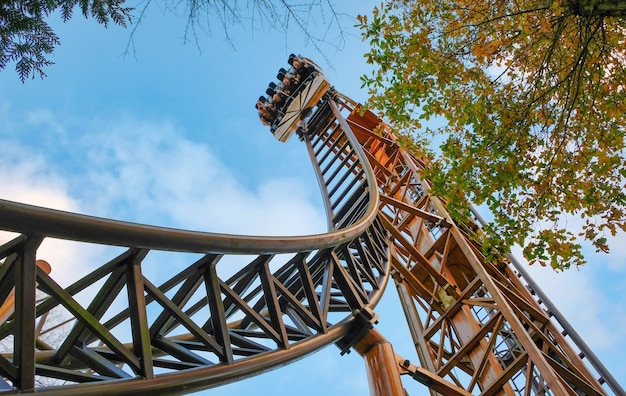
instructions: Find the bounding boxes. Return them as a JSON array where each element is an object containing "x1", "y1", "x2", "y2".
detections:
[{"x1": 0, "y1": 77, "x2": 622, "y2": 395}]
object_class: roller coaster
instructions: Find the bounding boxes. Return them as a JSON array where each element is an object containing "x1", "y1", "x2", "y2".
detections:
[{"x1": 0, "y1": 56, "x2": 623, "y2": 395}]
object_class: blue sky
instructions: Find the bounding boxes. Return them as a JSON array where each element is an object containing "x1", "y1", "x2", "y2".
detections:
[{"x1": 0, "y1": 1, "x2": 624, "y2": 394}]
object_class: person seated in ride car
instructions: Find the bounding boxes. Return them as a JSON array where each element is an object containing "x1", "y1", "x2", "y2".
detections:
[
  {"x1": 286, "y1": 70, "x2": 300, "y2": 87},
  {"x1": 292, "y1": 56, "x2": 313, "y2": 81},
  {"x1": 279, "y1": 77, "x2": 297, "y2": 97},
  {"x1": 262, "y1": 99, "x2": 279, "y2": 125},
  {"x1": 271, "y1": 89, "x2": 288, "y2": 108},
  {"x1": 265, "y1": 81, "x2": 288, "y2": 109},
  {"x1": 255, "y1": 96, "x2": 267, "y2": 111},
  {"x1": 260, "y1": 109, "x2": 276, "y2": 125},
  {"x1": 256, "y1": 96, "x2": 273, "y2": 125},
  {"x1": 266, "y1": 82, "x2": 278, "y2": 96},
  {"x1": 275, "y1": 71, "x2": 294, "y2": 96}
]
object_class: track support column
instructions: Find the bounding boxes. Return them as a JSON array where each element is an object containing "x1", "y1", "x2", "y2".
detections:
[{"x1": 353, "y1": 328, "x2": 404, "y2": 396}]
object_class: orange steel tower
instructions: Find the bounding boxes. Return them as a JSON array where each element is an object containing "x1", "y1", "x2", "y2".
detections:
[
  {"x1": 0, "y1": 57, "x2": 622, "y2": 395},
  {"x1": 323, "y1": 94, "x2": 623, "y2": 396}
]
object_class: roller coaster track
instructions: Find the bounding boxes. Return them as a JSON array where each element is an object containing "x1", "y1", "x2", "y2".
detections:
[{"x1": 0, "y1": 76, "x2": 622, "y2": 395}]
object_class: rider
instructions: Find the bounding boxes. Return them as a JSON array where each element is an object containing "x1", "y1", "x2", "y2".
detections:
[{"x1": 291, "y1": 56, "x2": 313, "y2": 82}]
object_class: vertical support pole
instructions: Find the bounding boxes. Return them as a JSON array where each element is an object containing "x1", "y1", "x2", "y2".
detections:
[
  {"x1": 395, "y1": 277, "x2": 441, "y2": 396},
  {"x1": 204, "y1": 255, "x2": 234, "y2": 364},
  {"x1": 14, "y1": 235, "x2": 43, "y2": 391},
  {"x1": 353, "y1": 328, "x2": 404, "y2": 396},
  {"x1": 126, "y1": 252, "x2": 153, "y2": 379}
]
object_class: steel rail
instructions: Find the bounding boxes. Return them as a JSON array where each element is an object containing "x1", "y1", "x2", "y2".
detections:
[
  {"x1": 0, "y1": 173, "x2": 378, "y2": 256},
  {"x1": 7, "y1": 323, "x2": 355, "y2": 396}
]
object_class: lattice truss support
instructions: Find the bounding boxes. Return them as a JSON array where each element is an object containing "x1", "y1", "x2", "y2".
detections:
[
  {"x1": 0, "y1": 91, "x2": 391, "y2": 395},
  {"x1": 0, "y1": 229, "x2": 388, "y2": 393},
  {"x1": 325, "y1": 96, "x2": 608, "y2": 396}
]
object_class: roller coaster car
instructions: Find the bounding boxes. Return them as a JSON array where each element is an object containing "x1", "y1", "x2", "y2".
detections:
[{"x1": 270, "y1": 63, "x2": 330, "y2": 143}]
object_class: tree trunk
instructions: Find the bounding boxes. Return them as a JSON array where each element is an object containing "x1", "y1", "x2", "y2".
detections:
[{"x1": 567, "y1": 0, "x2": 626, "y2": 17}]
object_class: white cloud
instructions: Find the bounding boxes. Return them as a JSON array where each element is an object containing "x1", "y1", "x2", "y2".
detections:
[
  {"x1": 72, "y1": 116, "x2": 326, "y2": 236},
  {"x1": 527, "y1": 265, "x2": 616, "y2": 345},
  {"x1": 0, "y1": 143, "x2": 75, "y2": 211},
  {"x1": 0, "y1": 141, "x2": 106, "y2": 288}
]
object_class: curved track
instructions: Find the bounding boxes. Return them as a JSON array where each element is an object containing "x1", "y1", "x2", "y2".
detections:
[{"x1": 0, "y1": 71, "x2": 621, "y2": 395}]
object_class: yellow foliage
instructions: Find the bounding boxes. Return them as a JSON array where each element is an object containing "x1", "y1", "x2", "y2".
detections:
[{"x1": 359, "y1": 0, "x2": 626, "y2": 270}]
